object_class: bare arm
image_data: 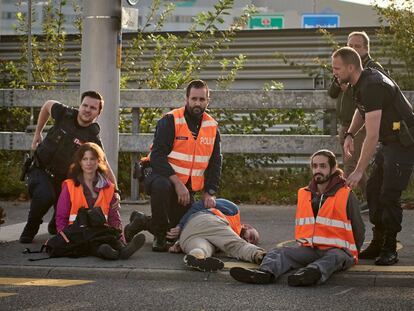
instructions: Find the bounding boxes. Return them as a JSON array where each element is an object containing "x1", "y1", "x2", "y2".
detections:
[
  {"x1": 31, "y1": 100, "x2": 55, "y2": 150},
  {"x1": 343, "y1": 109, "x2": 365, "y2": 160},
  {"x1": 346, "y1": 110, "x2": 381, "y2": 188}
]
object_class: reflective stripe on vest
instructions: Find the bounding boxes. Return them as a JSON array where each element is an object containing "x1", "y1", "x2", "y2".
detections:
[
  {"x1": 209, "y1": 208, "x2": 242, "y2": 236},
  {"x1": 167, "y1": 107, "x2": 217, "y2": 191},
  {"x1": 64, "y1": 179, "x2": 114, "y2": 224},
  {"x1": 295, "y1": 186, "x2": 358, "y2": 262}
]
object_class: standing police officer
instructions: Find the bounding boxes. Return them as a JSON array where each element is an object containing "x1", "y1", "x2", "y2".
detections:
[
  {"x1": 19, "y1": 90, "x2": 117, "y2": 243},
  {"x1": 332, "y1": 47, "x2": 414, "y2": 265},
  {"x1": 328, "y1": 31, "x2": 384, "y2": 204}
]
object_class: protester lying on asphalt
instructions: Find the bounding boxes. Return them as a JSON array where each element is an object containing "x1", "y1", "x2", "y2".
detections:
[{"x1": 167, "y1": 198, "x2": 266, "y2": 272}]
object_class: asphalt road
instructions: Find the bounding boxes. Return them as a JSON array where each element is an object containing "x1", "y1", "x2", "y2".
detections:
[{"x1": 1, "y1": 276, "x2": 414, "y2": 311}]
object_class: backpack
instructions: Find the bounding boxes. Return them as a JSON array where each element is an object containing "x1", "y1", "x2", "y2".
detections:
[{"x1": 23, "y1": 207, "x2": 121, "y2": 261}]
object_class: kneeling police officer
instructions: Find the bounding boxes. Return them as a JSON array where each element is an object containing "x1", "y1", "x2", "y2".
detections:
[{"x1": 19, "y1": 90, "x2": 117, "y2": 243}]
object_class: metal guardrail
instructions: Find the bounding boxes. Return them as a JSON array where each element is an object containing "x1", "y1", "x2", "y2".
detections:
[{"x1": 2, "y1": 88, "x2": 414, "y2": 198}]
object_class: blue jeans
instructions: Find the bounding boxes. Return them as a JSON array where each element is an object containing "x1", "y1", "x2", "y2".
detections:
[{"x1": 366, "y1": 142, "x2": 414, "y2": 233}]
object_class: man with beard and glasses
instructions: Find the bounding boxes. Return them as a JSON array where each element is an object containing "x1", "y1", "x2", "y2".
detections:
[
  {"x1": 125, "y1": 80, "x2": 222, "y2": 252},
  {"x1": 230, "y1": 150, "x2": 364, "y2": 287},
  {"x1": 19, "y1": 91, "x2": 118, "y2": 244}
]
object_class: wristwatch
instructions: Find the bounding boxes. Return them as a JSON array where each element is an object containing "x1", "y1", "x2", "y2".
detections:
[
  {"x1": 207, "y1": 189, "x2": 216, "y2": 196},
  {"x1": 344, "y1": 132, "x2": 355, "y2": 139}
]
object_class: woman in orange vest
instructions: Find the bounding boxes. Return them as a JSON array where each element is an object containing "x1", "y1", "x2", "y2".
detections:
[
  {"x1": 167, "y1": 199, "x2": 266, "y2": 272},
  {"x1": 230, "y1": 149, "x2": 365, "y2": 286},
  {"x1": 55, "y1": 142, "x2": 145, "y2": 260}
]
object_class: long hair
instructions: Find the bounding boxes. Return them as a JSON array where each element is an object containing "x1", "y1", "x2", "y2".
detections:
[
  {"x1": 68, "y1": 142, "x2": 109, "y2": 186},
  {"x1": 310, "y1": 149, "x2": 344, "y2": 176}
]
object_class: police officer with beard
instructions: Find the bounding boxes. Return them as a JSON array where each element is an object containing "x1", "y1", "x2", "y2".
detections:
[
  {"x1": 332, "y1": 47, "x2": 414, "y2": 265},
  {"x1": 125, "y1": 80, "x2": 222, "y2": 252},
  {"x1": 19, "y1": 91, "x2": 117, "y2": 243}
]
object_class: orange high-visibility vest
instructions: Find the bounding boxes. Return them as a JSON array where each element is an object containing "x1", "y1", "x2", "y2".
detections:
[
  {"x1": 167, "y1": 107, "x2": 217, "y2": 191},
  {"x1": 210, "y1": 208, "x2": 242, "y2": 236},
  {"x1": 63, "y1": 179, "x2": 114, "y2": 224},
  {"x1": 295, "y1": 186, "x2": 358, "y2": 262}
]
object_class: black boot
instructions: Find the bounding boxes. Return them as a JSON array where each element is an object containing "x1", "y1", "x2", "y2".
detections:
[
  {"x1": 152, "y1": 235, "x2": 167, "y2": 252},
  {"x1": 119, "y1": 234, "x2": 146, "y2": 259},
  {"x1": 375, "y1": 232, "x2": 399, "y2": 266},
  {"x1": 97, "y1": 244, "x2": 120, "y2": 260},
  {"x1": 19, "y1": 222, "x2": 41, "y2": 244},
  {"x1": 359, "y1": 227, "x2": 384, "y2": 259},
  {"x1": 124, "y1": 211, "x2": 149, "y2": 243}
]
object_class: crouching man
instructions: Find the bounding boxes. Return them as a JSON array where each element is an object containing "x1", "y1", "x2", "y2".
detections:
[{"x1": 230, "y1": 149, "x2": 365, "y2": 286}]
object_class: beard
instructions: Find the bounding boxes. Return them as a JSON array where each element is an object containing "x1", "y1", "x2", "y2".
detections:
[
  {"x1": 313, "y1": 173, "x2": 331, "y2": 184},
  {"x1": 186, "y1": 103, "x2": 205, "y2": 118}
]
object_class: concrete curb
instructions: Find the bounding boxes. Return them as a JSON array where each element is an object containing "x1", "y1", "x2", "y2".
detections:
[{"x1": 1, "y1": 265, "x2": 413, "y2": 288}]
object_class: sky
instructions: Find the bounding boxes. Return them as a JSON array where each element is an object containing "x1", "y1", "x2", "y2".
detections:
[{"x1": 341, "y1": 0, "x2": 407, "y2": 7}]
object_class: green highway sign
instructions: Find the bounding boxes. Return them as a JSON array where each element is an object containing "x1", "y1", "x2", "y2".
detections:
[{"x1": 249, "y1": 15, "x2": 284, "y2": 29}]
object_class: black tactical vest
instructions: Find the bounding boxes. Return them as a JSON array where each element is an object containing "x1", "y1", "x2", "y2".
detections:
[{"x1": 35, "y1": 108, "x2": 101, "y2": 177}]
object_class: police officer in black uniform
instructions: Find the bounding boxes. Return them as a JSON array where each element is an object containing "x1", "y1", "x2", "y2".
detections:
[
  {"x1": 19, "y1": 90, "x2": 117, "y2": 243},
  {"x1": 332, "y1": 47, "x2": 414, "y2": 266}
]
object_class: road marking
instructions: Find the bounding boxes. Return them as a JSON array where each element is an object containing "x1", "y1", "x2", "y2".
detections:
[
  {"x1": 224, "y1": 262, "x2": 257, "y2": 269},
  {"x1": 0, "y1": 277, "x2": 94, "y2": 287},
  {"x1": 0, "y1": 222, "x2": 49, "y2": 242},
  {"x1": 350, "y1": 265, "x2": 414, "y2": 272},
  {"x1": 334, "y1": 288, "x2": 354, "y2": 295},
  {"x1": 0, "y1": 292, "x2": 17, "y2": 297}
]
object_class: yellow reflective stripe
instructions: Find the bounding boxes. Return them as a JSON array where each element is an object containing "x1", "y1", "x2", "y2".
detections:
[
  {"x1": 168, "y1": 151, "x2": 193, "y2": 162},
  {"x1": 170, "y1": 163, "x2": 191, "y2": 175},
  {"x1": 295, "y1": 217, "x2": 315, "y2": 226},
  {"x1": 194, "y1": 155, "x2": 210, "y2": 163},
  {"x1": 168, "y1": 151, "x2": 210, "y2": 163},
  {"x1": 311, "y1": 236, "x2": 357, "y2": 251},
  {"x1": 201, "y1": 120, "x2": 218, "y2": 128},
  {"x1": 191, "y1": 168, "x2": 205, "y2": 177},
  {"x1": 175, "y1": 117, "x2": 186, "y2": 124},
  {"x1": 316, "y1": 216, "x2": 353, "y2": 231}
]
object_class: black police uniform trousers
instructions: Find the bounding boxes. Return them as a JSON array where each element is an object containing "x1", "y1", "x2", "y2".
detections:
[
  {"x1": 366, "y1": 142, "x2": 414, "y2": 234},
  {"x1": 25, "y1": 167, "x2": 65, "y2": 230},
  {"x1": 144, "y1": 172, "x2": 193, "y2": 237}
]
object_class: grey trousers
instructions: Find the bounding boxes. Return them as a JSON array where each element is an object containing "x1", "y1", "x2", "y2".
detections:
[
  {"x1": 260, "y1": 245, "x2": 355, "y2": 283},
  {"x1": 180, "y1": 213, "x2": 263, "y2": 262}
]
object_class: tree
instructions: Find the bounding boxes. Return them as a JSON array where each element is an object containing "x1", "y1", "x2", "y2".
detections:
[{"x1": 374, "y1": 0, "x2": 414, "y2": 88}]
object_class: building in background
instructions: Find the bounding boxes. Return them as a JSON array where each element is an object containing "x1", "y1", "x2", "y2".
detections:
[{"x1": 0, "y1": 0, "x2": 381, "y2": 35}]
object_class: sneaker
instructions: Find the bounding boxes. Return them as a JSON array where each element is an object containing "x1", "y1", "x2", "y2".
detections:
[
  {"x1": 229, "y1": 267, "x2": 274, "y2": 284},
  {"x1": 97, "y1": 244, "x2": 120, "y2": 260},
  {"x1": 119, "y1": 234, "x2": 146, "y2": 259},
  {"x1": 287, "y1": 267, "x2": 321, "y2": 287},
  {"x1": 184, "y1": 254, "x2": 224, "y2": 272}
]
